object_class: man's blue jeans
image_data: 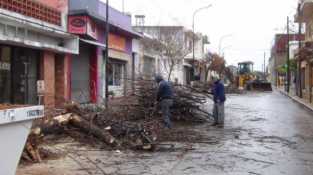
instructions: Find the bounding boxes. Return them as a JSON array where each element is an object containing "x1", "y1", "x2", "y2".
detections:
[
  {"x1": 160, "y1": 99, "x2": 173, "y2": 128},
  {"x1": 213, "y1": 102, "x2": 225, "y2": 125}
]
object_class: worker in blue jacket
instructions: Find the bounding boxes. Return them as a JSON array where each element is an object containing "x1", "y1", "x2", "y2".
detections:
[
  {"x1": 155, "y1": 75, "x2": 174, "y2": 129},
  {"x1": 212, "y1": 77, "x2": 226, "y2": 126}
]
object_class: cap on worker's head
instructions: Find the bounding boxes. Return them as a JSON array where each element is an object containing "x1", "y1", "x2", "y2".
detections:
[{"x1": 155, "y1": 74, "x2": 164, "y2": 83}]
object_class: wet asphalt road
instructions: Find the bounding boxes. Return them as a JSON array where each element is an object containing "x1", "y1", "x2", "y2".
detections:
[{"x1": 18, "y1": 91, "x2": 313, "y2": 175}]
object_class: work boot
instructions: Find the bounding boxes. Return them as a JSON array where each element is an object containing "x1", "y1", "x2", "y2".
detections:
[{"x1": 217, "y1": 124, "x2": 224, "y2": 128}]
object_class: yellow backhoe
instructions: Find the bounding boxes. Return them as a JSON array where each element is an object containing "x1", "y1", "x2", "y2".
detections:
[{"x1": 237, "y1": 61, "x2": 272, "y2": 91}]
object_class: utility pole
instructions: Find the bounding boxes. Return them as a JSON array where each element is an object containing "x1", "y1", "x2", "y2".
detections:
[
  {"x1": 297, "y1": 3, "x2": 303, "y2": 98},
  {"x1": 287, "y1": 16, "x2": 290, "y2": 93},
  {"x1": 264, "y1": 52, "x2": 266, "y2": 79},
  {"x1": 105, "y1": 0, "x2": 110, "y2": 106},
  {"x1": 122, "y1": 0, "x2": 125, "y2": 13}
]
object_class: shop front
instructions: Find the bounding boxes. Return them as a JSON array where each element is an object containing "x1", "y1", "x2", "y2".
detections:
[
  {"x1": 0, "y1": 45, "x2": 40, "y2": 105},
  {"x1": 69, "y1": 0, "x2": 141, "y2": 102},
  {"x1": 71, "y1": 43, "x2": 93, "y2": 103},
  {"x1": 68, "y1": 15, "x2": 106, "y2": 104},
  {"x1": 107, "y1": 58, "x2": 126, "y2": 97},
  {"x1": 107, "y1": 33, "x2": 132, "y2": 97},
  {"x1": 0, "y1": 2, "x2": 79, "y2": 107}
]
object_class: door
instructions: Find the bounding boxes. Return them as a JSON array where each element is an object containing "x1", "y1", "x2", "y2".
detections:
[
  {"x1": 71, "y1": 44, "x2": 91, "y2": 103},
  {"x1": 12, "y1": 47, "x2": 39, "y2": 105}
]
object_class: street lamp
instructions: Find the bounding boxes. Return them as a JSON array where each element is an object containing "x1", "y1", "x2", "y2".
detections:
[
  {"x1": 192, "y1": 4, "x2": 212, "y2": 77},
  {"x1": 218, "y1": 34, "x2": 233, "y2": 55},
  {"x1": 122, "y1": 0, "x2": 125, "y2": 13},
  {"x1": 221, "y1": 45, "x2": 232, "y2": 57}
]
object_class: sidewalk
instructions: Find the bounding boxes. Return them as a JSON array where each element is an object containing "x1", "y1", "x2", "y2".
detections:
[{"x1": 277, "y1": 87, "x2": 313, "y2": 113}]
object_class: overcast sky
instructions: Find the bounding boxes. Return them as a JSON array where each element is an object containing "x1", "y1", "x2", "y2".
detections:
[{"x1": 106, "y1": 0, "x2": 298, "y2": 70}]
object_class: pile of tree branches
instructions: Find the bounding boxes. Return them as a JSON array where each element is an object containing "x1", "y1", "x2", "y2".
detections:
[
  {"x1": 22, "y1": 79, "x2": 213, "y2": 163},
  {"x1": 132, "y1": 79, "x2": 213, "y2": 121}
]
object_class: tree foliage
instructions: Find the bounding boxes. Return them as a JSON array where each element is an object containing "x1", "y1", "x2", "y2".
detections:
[
  {"x1": 276, "y1": 59, "x2": 297, "y2": 74},
  {"x1": 202, "y1": 52, "x2": 226, "y2": 81},
  {"x1": 142, "y1": 29, "x2": 190, "y2": 81}
]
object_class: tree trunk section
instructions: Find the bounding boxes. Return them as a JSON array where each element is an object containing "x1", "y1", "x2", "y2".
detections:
[{"x1": 70, "y1": 115, "x2": 119, "y2": 147}]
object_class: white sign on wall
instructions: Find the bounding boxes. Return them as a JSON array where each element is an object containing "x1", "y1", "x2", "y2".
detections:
[
  {"x1": 0, "y1": 62, "x2": 10, "y2": 71},
  {"x1": 37, "y1": 80, "x2": 45, "y2": 94}
]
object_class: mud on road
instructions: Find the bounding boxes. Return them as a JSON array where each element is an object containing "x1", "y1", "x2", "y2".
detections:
[{"x1": 17, "y1": 91, "x2": 313, "y2": 175}]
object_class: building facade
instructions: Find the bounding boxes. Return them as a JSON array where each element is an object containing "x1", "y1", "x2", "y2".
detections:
[
  {"x1": 296, "y1": 0, "x2": 313, "y2": 103},
  {"x1": 0, "y1": 0, "x2": 79, "y2": 108},
  {"x1": 133, "y1": 25, "x2": 206, "y2": 85},
  {"x1": 132, "y1": 33, "x2": 159, "y2": 80},
  {"x1": 68, "y1": 0, "x2": 140, "y2": 102},
  {"x1": 269, "y1": 34, "x2": 304, "y2": 87}
]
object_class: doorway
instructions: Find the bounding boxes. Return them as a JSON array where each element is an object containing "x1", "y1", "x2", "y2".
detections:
[
  {"x1": 12, "y1": 47, "x2": 39, "y2": 104},
  {"x1": 0, "y1": 45, "x2": 39, "y2": 105}
]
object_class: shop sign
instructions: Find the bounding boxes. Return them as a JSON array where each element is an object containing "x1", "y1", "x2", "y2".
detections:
[
  {"x1": 68, "y1": 16, "x2": 98, "y2": 40},
  {"x1": 109, "y1": 33, "x2": 126, "y2": 52},
  {"x1": 69, "y1": 16, "x2": 87, "y2": 34},
  {"x1": 0, "y1": 62, "x2": 10, "y2": 71},
  {"x1": 86, "y1": 18, "x2": 97, "y2": 40}
]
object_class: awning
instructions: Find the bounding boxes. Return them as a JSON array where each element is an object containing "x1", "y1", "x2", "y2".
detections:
[
  {"x1": 109, "y1": 49, "x2": 131, "y2": 62},
  {"x1": 0, "y1": 9, "x2": 79, "y2": 54},
  {"x1": 183, "y1": 62, "x2": 193, "y2": 68},
  {"x1": 80, "y1": 39, "x2": 107, "y2": 49}
]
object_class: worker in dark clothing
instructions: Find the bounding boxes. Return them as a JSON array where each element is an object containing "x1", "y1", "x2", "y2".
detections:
[
  {"x1": 155, "y1": 75, "x2": 174, "y2": 128},
  {"x1": 212, "y1": 77, "x2": 226, "y2": 126}
]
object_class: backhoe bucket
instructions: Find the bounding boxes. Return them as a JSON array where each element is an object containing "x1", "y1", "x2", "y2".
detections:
[{"x1": 246, "y1": 81, "x2": 272, "y2": 91}]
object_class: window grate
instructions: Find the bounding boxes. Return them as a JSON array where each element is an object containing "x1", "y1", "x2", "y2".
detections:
[{"x1": 0, "y1": 0, "x2": 61, "y2": 26}]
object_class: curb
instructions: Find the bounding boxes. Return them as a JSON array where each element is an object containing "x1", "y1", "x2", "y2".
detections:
[{"x1": 277, "y1": 89, "x2": 313, "y2": 113}]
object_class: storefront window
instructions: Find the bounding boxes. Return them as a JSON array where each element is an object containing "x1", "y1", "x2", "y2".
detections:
[
  {"x1": 108, "y1": 63, "x2": 124, "y2": 86},
  {"x1": 0, "y1": 46, "x2": 39, "y2": 104},
  {"x1": 0, "y1": 46, "x2": 11, "y2": 103}
]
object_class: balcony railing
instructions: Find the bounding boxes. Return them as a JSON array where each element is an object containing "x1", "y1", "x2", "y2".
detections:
[{"x1": 0, "y1": 0, "x2": 61, "y2": 26}]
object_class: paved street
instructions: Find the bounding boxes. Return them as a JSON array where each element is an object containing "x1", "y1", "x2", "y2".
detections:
[{"x1": 18, "y1": 91, "x2": 313, "y2": 175}]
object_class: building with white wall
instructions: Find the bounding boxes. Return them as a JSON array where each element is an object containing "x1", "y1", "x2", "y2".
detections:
[{"x1": 133, "y1": 25, "x2": 206, "y2": 85}]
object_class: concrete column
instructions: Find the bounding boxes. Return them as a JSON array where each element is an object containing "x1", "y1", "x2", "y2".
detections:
[
  {"x1": 42, "y1": 51, "x2": 56, "y2": 108},
  {"x1": 96, "y1": 48, "x2": 104, "y2": 104}
]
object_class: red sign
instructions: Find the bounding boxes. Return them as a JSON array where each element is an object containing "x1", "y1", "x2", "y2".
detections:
[
  {"x1": 68, "y1": 16, "x2": 87, "y2": 34},
  {"x1": 68, "y1": 16, "x2": 97, "y2": 40}
]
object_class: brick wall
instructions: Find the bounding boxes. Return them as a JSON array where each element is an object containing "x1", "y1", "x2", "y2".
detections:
[
  {"x1": 35, "y1": 0, "x2": 68, "y2": 13},
  {"x1": 0, "y1": 0, "x2": 63, "y2": 26},
  {"x1": 55, "y1": 54, "x2": 71, "y2": 106},
  {"x1": 42, "y1": 51, "x2": 56, "y2": 108}
]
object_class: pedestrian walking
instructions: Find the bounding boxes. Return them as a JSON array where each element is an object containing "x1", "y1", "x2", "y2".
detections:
[
  {"x1": 212, "y1": 77, "x2": 226, "y2": 126},
  {"x1": 155, "y1": 75, "x2": 174, "y2": 129}
]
